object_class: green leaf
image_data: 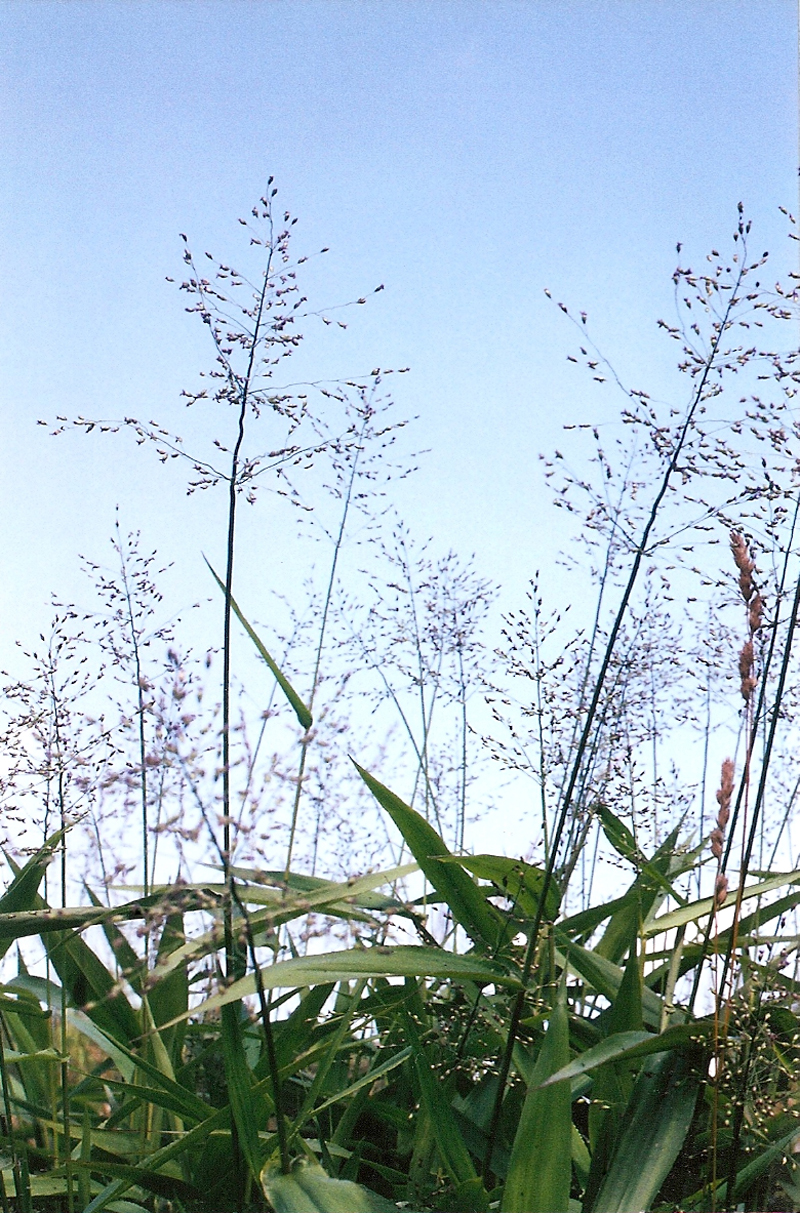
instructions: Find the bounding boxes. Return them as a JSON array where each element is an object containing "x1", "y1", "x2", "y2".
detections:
[
  {"x1": 162, "y1": 946, "x2": 520, "y2": 1027},
  {"x1": 597, "y1": 804, "x2": 639, "y2": 864},
  {"x1": 0, "y1": 833, "x2": 61, "y2": 911},
  {"x1": 82, "y1": 1103, "x2": 232, "y2": 1213},
  {"x1": 587, "y1": 1049, "x2": 701, "y2": 1212},
  {"x1": 205, "y1": 558, "x2": 312, "y2": 730},
  {"x1": 436, "y1": 854, "x2": 561, "y2": 922},
  {"x1": 595, "y1": 822, "x2": 683, "y2": 962},
  {"x1": 553, "y1": 892, "x2": 633, "y2": 942},
  {"x1": 225, "y1": 864, "x2": 412, "y2": 914},
  {"x1": 147, "y1": 912, "x2": 188, "y2": 1064},
  {"x1": 681, "y1": 1124, "x2": 800, "y2": 1210},
  {"x1": 555, "y1": 937, "x2": 664, "y2": 1028},
  {"x1": 502, "y1": 980, "x2": 572, "y2": 1212},
  {"x1": 73, "y1": 1017, "x2": 211, "y2": 1123},
  {"x1": 309, "y1": 1045, "x2": 414, "y2": 1120},
  {"x1": 221, "y1": 1002, "x2": 264, "y2": 1181},
  {"x1": 85, "y1": 886, "x2": 145, "y2": 994},
  {"x1": 146, "y1": 863, "x2": 419, "y2": 983},
  {"x1": 353, "y1": 763, "x2": 505, "y2": 950},
  {"x1": 540, "y1": 1022, "x2": 712, "y2": 1087},
  {"x1": 0, "y1": 833, "x2": 63, "y2": 961},
  {"x1": 582, "y1": 937, "x2": 645, "y2": 1178},
  {"x1": 63, "y1": 1159, "x2": 199, "y2": 1202},
  {"x1": 39, "y1": 907, "x2": 141, "y2": 1045},
  {"x1": 261, "y1": 1157, "x2": 408, "y2": 1213},
  {"x1": 98, "y1": 1077, "x2": 205, "y2": 1123},
  {"x1": 646, "y1": 865, "x2": 800, "y2": 936}
]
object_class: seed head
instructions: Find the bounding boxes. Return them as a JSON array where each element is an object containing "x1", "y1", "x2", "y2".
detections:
[
  {"x1": 730, "y1": 531, "x2": 755, "y2": 602},
  {"x1": 748, "y1": 592, "x2": 764, "y2": 634},
  {"x1": 710, "y1": 827, "x2": 724, "y2": 860}
]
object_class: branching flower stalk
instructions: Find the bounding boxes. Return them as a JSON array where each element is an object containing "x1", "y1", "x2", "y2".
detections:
[
  {"x1": 213, "y1": 218, "x2": 276, "y2": 979},
  {"x1": 483, "y1": 224, "x2": 752, "y2": 1180},
  {"x1": 284, "y1": 396, "x2": 372, "y2": 877},
  {"x1": 44, "y1": 640, "x2": 75, "y2": 1213}
]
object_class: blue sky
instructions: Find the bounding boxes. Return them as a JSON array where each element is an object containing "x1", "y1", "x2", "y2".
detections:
[{"x1": 1, "y1": 0, "x2": 797, "y2": 674}]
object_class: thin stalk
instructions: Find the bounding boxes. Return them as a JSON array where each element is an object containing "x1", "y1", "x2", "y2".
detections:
[
  {"x1": 285, "y1": 405, "x2": 371, "y2": 876},
  {"x1": 553, "y1": 438, "x2": 640, "y2": 821},
  {"x1": 699, "y1": 650, "x2": 713, "y2": 899},
  {"x1": 206, "y1": 224, "x2": 275, "y2": 1201},
  {"x1": 181, "y1": 764, "x2": 290, "y2": 1174},
  {"x1": 456, "y1": 640, "x2": 468, "y2": 854},
  {"x1": 532, "y1": 592, "x2": 551, "y2": 866},
  {"x1": 482, "y1": 267, "x2": 744, "y2": 1181},
  {"x1": 148, "y1": 762, "x2": 168, "y2": 889},
  {"x1": 221, "y1": 239, "x2": 274, "y2": 979},
  {"x1": 48, "y1": 660, "x2": 74, "y2": 1213},
  {"x1": 116, "y1": 526, "x2": 151, "y2": 913}
]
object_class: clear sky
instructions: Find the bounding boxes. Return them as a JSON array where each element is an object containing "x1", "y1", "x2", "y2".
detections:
[{"x1": 1, "y1": 0, "x2": 797, "y2": 674}]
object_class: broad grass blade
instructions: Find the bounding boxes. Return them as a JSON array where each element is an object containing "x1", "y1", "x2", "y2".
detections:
[
  {"x1": 261, "y1": 1157, "x2": 411, "y2": 1212},
  {"x1": 353, "y1": 763, "x2": 504, "y2": 950},
  {"x1": 540, "y1": 1021, "x2": 711, "y2": 1088},
  {"x1": 594, "y1": 822, "x2": 682, "y2": 962},
  {"x1": 162, "y1": 946, "x2": 521, "y2": 1028},
  {"x1": 147, "y1": 912, "x2": 188, "y2": 1064},
  {"x1": 555, "y1": 937, "x2": 664, "y2": 1028},
  {"x1": 502, "y1": 981, "x2": 571, "y2": 1212},
  {"x1": 221, "y1": 1002, "x2": 264, "y2": 1182},
  {"x1": 646, "y1": 865, "x2": 800, "y2": 936},
  {"x1": 436, "y1": 854, "x2": 561, "y2": 921},
  {"x1": 587, "y1": 1049, "x2": 701, "y2": 1212},
  {"x1": 402, "y1": 979, "x2": 479, "y2": 1188}
]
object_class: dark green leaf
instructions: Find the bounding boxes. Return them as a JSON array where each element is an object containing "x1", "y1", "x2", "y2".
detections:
[
  {"x1": 437, "y1": 854, "x2": 561, "y2": 922},
  {"x1": 502, "y1": 981, "x2": 572, "y2": 1212},
  {"x1": 353, "y1": 763, "x2": 505, "y2": 950},
  {"x1": 587, "y1": 1050, "x2": 701, "y2": 1212}
]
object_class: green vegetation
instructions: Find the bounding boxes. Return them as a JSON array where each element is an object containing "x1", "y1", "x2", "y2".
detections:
[{"x1": 3, "y1": 192, "x2": 800, "y2": 1211}]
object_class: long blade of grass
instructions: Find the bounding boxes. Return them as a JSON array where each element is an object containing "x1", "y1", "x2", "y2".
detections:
[
  {"x1": 261, "y1": 1157, "x2": 409, "y2": 1213},
  {"x1": 146, "y1": 862, "x2": 419, "y2": 982},
  {"x1": 436, "y1": 854, "x2": 561, "y2": 922},
  {"x1": 147, "y1": 912, "x2": 188, "y2": 1065},
  {"x1": 161, "y1": 946, "x2": 521, "y2": 1029},
  {"x1": 501, "y1": 980, "x2": 571, "y2": 1212},
  {"x1": 645, "y1": 865, "x2": 800, "y2": 936},
  {"x1": 402, "y1": 978, "x2": 479, "y2": 1188},
  {"x1": 205, "y1": 558, "x2": 312, "y2": 730},
  {"x1": 308, "y1": 1045, "x2": 414, "y2": 1120},
  {"x1": 82, "y1": 1102, "x2": 232, "y2": 1213},
  {"x1": 595, "y1": 822, "x2": 683, "y2": 962},
  {"x1": 554, "y1": 937, "x2": 664, "y2": 1028},
  {"x1": 221, "y1": 1002, "x2": 264, "y2": 1183},
  {"x1": 539, "y1": 1022, "x2": 712, "y2": 1087},
  {"x1": 353, "y1": 762, "x2": 504, "y2": 950},
  {"x1": 85, "y1": 885, "x2": 144, "y2": 994},
  {"x1": 587, "y1": 1049, "x2": 701, "y2": 1213}
]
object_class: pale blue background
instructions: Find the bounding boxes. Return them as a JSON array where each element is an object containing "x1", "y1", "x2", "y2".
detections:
[{"x1": 1, "y1": 0, "x2": 796, "y2": 670}]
